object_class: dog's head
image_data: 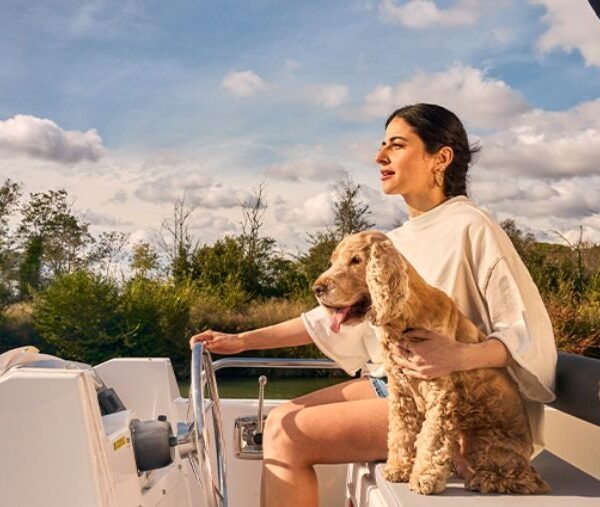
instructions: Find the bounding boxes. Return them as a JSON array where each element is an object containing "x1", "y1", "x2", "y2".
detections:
[{"x1": 313, "y1": 230, "x2": 409, "y2": 332}]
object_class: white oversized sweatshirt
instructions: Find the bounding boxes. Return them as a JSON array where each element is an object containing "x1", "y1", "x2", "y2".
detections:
[{"x1": 302, "y1": 196, "x2": 557, "y2": 455}]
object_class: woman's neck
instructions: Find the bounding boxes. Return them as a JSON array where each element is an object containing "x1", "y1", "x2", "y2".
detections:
[{"x1": 405, "y1": 191, "x2": 448, "y2": 218}]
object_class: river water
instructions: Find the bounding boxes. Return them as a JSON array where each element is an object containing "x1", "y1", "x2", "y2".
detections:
[{"x1": 179, "y1": 375, "x2": 348, "y2": 399}]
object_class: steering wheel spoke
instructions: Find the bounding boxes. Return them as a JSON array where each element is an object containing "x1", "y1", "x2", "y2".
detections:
[{"x1": 188, "y1": 342, "x2": 228, "y2": 507}]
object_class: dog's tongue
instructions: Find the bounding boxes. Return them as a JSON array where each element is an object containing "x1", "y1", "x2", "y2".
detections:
[{"x1": 330, "y1": 307, "x2": 351, "y2": 333}]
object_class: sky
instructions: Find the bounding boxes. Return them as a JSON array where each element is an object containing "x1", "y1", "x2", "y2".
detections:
[{"x1": 1, "y1": 0, "x2": 599, "y2": 255}]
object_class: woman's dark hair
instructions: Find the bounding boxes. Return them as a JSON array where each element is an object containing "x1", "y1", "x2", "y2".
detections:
[{"x1": 385, "y1": 103, "x2": 480, "y2": 197}]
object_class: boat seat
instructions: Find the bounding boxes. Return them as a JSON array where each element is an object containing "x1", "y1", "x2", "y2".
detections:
[
  {"x1": 366, "y1": 352, "x2": 600, "y2": 505},
  {"x1": 373, "y1": 451, "x2": 600, "y2": 506}
]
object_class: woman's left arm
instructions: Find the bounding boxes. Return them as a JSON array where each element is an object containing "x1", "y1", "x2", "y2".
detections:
[{"x1": 392, "y1": 329, "x2": 515, "y2": 380}]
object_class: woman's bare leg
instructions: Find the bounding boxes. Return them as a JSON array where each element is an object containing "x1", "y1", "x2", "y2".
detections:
[{"x1": 261, "y1": 378, "x2": 388, "y2": 507}]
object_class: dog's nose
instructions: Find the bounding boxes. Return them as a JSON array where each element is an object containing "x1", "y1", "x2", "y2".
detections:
[{"x1": 313, "y1": 281, "x2": 328, "y2": 297}]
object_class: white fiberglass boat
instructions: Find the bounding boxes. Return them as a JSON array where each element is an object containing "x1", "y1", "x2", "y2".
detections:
[{"x1": 0, "y1": 344, "x2": 599, "y2": 506}]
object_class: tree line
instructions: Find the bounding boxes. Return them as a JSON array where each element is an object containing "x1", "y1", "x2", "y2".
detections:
[
  {"x1": 0, "y1": 178, "x2": 375, "y2": 376},
  {"x1": 0, "y1": 177, "x2": 597, "y2": 378}
]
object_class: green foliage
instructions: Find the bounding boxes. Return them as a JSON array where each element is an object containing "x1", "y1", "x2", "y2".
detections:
[
  {"x1": 0, "y1": 179, "x2": 20, "y2": 246},
  {"x1": 191, "y1": 236, "x2": 249, "y2": 307},
  {"x1": 333, "y1": 178, "x2": 374, "y2": 238},
  {"x1": 296, "y1": 230, "x2": 338, "y2": 292},
  {"x1": 0, "y1": 180, "x2": 21, "y2": 306},
  {"x1": 187, "y1": 295, "x2": 328, "y2": 378},
  {"x1": 1, "y1": 178, "x2": 597, "y2": 372},
  {"x1": 18, "y1": 235, "x2": 44, "y2": 298},
  {"x1": 172, "y1": 241, "x2": 193, "y2": 283},
  {"x1": 266, "y1": 256, "x2": 307, "y2": 298},
  {"x1": 294, "y1": 177, "x2": 374, "y2": 294},
  {"x1": 0, "y1": 302, "x2": 47, "y2": 354},
  {"x1": 18, "y1": 189, "x2": 93, "y2": 283},
  {"x1": 157, "y1": 196, "x2": 198, "y2": 283},
  {"x1": 119, "y1": 278, "x2": 198, "y2": 376},
  {"x1": 87, "y1": 231, "x2": 128, "y2": 278},
  {"x1": 502, "y1": 219, "x2": 600, "y2": 358},
  {"x1": 130, "y1": 242, "x2": 160, "y2": 278},
  {"x1": 33, "y1": 271, "x2": 123, "y2": 363}
]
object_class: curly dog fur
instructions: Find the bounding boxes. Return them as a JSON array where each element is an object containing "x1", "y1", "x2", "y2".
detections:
[{"x1": 313, "y1": 231, "x2": 550, "y2": 495}]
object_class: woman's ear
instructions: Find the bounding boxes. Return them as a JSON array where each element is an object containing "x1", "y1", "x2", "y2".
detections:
[
  {"x1": 435, "y1": 146, "x2": 454, "y2": 171},
  {"x1": 365, "y1": 240, "x2": 409, "y2": 325}
]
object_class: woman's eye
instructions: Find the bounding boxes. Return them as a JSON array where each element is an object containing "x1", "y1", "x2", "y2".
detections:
[
  {"x1": 350, "y1": 255, "x2": 361, "y2": 265},
  {"x1": 391, "y1": 144, "x2": 404, "y2": 150}
]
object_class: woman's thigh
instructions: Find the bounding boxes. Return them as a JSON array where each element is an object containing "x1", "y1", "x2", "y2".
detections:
[
  {"x1": 290, "y1": 376, "x2": 378, "y2": 408},
  {"x1": 266, "y1": 397, "x2": 389, "y2": 465},
  {"x1": 264, "y1": 377, "x2": 389, "y2": 465}
]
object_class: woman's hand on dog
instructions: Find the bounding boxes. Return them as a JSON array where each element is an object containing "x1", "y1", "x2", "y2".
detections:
[
  {"x1": 189, "y1": 330, "x2": 245, "y2": 355},
  {"x1": 391, "y1": 328, "x2": 468, "y2": 379}
]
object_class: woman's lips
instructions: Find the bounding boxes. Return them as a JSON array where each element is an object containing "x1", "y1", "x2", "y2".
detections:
[{"x1": 381, "y1": 169, "x2": 395, "y2": 181}]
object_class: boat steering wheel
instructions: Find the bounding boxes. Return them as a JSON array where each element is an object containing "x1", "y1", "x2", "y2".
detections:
[{"x1": 188, "y1": 342, "x2": 228, "y2": 507}]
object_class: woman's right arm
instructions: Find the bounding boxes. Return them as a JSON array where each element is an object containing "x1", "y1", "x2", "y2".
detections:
[{"x1": 188, "y1": 316, "x2": 312, "y2": 355}]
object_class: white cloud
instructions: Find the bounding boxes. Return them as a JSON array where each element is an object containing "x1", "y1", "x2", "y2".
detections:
[
  {"x1": 189, "y1": 212, "x2": 238, "y2": 235},
  {"x1": 532, "y1": 0, "x2": 600, "y2": 67},
  {"x1": 80, "y1": 209, "x2": 132, "y2": 227},
  {"x1": 275, "y1": 191, "x2": 336, "y2": 227},
  {"x1": 266, "y1": 155, "x2": 348, "y2": 182},
  {"x1": 221, "y1": 70, "x2": 268, "y2": 97},
  {"x1": 306, "y1": 84, "x2": 351, "y2": 108},
  {"x1": 135, "y1": 174, "x2": 250, "y2": 209},
  {"x1": 358, "y1": 184, "x2": 409, "y2": 229},
  {"x1": 479, "y1": 99, "x2": 600, "y2": 178},
  {"x1": 127, "y1": 228, "x2": 155, "y2": 247},
  {"x1": 378, "y1": 0, "x2": 481, "y2": 28},
  {"x1": 0, "y1": 114, "x2": 105, "y2": 163},
  {"x1": 107, "y1": 190, "x2": 128, "y2": 204},
  {"x1": 271, "y1": 181, "x2": 408, "y2": 233},
  {"x1": 355, "y1": 64, "x2": 531, "y2": 129},
  {"x1": 471, "y1": 172, "x2": 599, "y2": 218}
]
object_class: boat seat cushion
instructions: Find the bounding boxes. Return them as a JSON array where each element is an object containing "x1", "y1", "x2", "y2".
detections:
[{"x1": 373, "y1": 451, "x2": 600, "y2": 506}]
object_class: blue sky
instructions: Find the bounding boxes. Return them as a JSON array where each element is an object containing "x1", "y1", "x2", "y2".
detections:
[{"x1": 1, "y1": 0, "x2": 599, "y2": 252}]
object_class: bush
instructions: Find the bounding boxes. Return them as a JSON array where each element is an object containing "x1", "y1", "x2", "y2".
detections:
[
  {"x1": 543, "y1": 277, "x2": 600, "y2": 359},
  {"x1": 0, "y1": 302, "x2": 47, "y2": 354},
  {"x1": 186, "y1": 294, "x2": 335, "y2": 378},
  {"x1": 33, "y1": 271, "x2": 123, "y2": 363},
  {"x1": 120, "y1": 278, "x2": 198, "y2": 376}
]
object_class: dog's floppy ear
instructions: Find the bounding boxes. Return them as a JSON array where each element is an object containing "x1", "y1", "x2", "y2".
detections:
[{"x1": 366, "y1": 239, "x2": 409, "y2": 325}]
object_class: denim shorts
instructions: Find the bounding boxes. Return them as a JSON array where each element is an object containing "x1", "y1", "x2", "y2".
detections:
[{"x1": 369, "y1": 376, "x2": 389, "y2": 398}]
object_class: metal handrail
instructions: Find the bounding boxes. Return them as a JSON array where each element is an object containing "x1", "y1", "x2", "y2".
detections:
[{"x1": 213, "y1": 357, "x2": 342, "y2": 372}]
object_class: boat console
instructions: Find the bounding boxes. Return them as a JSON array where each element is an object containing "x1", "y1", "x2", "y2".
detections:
[{"x1": 0, "y1": 345, "x2": 222, "y2": 506}]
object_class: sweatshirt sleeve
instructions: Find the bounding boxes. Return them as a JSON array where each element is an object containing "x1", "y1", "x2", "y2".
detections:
[
  {"x1": 301, "y1": 305, "x2": 373, "y2": 376},
  {"x1": 484, "y1": 256, "x2": 557, "y2": 403}
]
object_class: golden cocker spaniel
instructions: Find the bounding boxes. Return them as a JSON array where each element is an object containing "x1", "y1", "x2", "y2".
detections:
[{"x1": 313, "y1": 231, "x2": 550, "y2": 495}]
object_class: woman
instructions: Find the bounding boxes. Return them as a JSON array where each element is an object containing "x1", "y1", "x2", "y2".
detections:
[{"x1": 189, "y1": 103, "x2": 557, "y2": 507}]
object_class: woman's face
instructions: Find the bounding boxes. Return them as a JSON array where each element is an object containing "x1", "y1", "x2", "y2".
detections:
[{"x1": 375, "y1": 117, "x2": 436, "y2": 197}]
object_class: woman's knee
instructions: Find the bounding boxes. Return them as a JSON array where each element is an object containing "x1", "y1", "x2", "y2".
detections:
[{"x1": 263, "y1": 402, "x2": 305, "y2": 461}]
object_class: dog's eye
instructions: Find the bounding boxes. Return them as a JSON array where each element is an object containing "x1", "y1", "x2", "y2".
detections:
[{"x1": 349, "y1": 255, "x2": 362, "y2": 265}]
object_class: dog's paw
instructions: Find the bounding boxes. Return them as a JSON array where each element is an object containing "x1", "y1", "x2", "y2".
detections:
[
  {"x1": 465, "y1": 472, "x2": 495, "y2": 494},
  {"x1": 382, "y1": 465, "x2": 411, "y2": 483},
  {"x1": 409, "y1": 473, "x2": 446, "y2": 495}
]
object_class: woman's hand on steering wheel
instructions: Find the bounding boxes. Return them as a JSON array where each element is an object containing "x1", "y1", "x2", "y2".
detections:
[{"x1": 189, "y1": 329, "x2": 245, "y2": 355}]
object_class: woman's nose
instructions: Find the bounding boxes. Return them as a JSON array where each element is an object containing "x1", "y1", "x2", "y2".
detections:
[{"x1": 375, "y1": 147, "x2": 388, "y2": 165}]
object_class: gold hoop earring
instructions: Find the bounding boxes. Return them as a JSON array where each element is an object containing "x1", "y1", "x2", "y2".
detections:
[{"x1": 434, "y1": 170, "x2": 444, "y2": 188}]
